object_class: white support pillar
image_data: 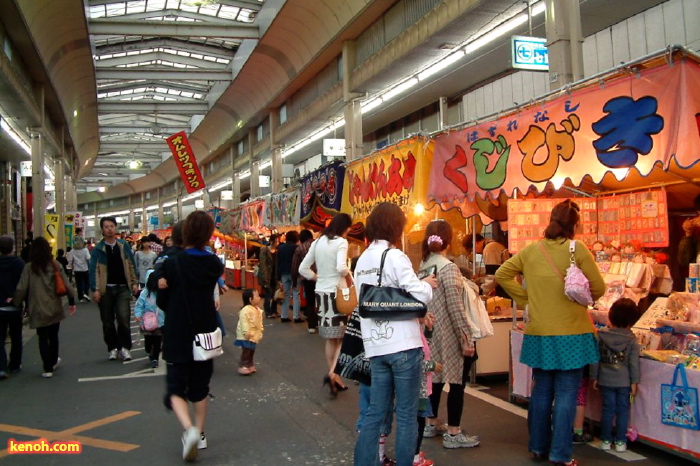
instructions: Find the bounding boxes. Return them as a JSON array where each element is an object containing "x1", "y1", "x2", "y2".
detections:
[
  {"x1": 271, "y1": 147, "x2": 283, "y2": 193},
  {"x1": 54, "y1": 156, "x2": 65, "y2": 249},
  {"x1": 342, "y1": 40, "x2": 364, "y2": 162},
  {"x1": 249, "y1": 130, "x2": 260, "y2": 198},
  {"x1": 438, "y1": 96, "x2": 449, "y2": 129},
  {"x1": 30, "y1": 132, "x2": 45, "y2": 237},
  {"x1": 545, "y1": 0, "x2": 584, "y2": 88},
  {"x1": 157, "y1": 188, "x2": 164, "y2": 230},
  {"x1": 1, "y1": 162, "x2": 11, "y2": 235},
  {"x1": 141, "y1": 193, "x2": 147, "y2": 234},
  {"x1": 232, "y1": 171, "x2": 241, "y2": 208}
]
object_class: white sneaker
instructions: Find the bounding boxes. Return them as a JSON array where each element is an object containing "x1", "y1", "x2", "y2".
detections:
[
  {"x1": 198, "y1": 432, "x2": 207, "y2": 450},
  {"x1": 443, "y1": 432, "x2": 480, "y2": 449},
  {"x1": 53, "y1": 357, "x2": 61, "y2": 371},
  {"x1": 601, "y1": 440, "x2": 612, "y2": 451},
  {"x1": 108, "y1": 349, "x2": 118, "y2": 360},
  {"x1": 423, "y1": 422, "x2": 447, "y2": 438},
  {"x1": 614, "y1": 441, "x2": 627, "y2": 452},
  {"x1": 41, "y1": 372, "x2": 53, "y2": 378},
  {"x1": 181, "y1": 426, "x2": 199, "y2": 461},
  {"x1": 119, "y1": 348, "x2": 132, "y2": 361}
]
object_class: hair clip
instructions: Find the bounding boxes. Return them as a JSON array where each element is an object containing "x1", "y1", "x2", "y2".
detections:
[{"x1": 427, "y1": 235, "x2": 443, "y2": 246}]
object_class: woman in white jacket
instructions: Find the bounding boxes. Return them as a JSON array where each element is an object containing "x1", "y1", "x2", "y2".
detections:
[
  {"x1": 299, "y1": 213, "x2": 353, "y2": 396},
  {"x1": 353, "y1": 202, "x2": 437, "y2": 466}
]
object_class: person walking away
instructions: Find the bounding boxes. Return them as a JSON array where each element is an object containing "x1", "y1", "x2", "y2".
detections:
[
  {"x1": 292, "y1": 229, "x2": 318, "y2": 333},
  {"x1": 277, "y1": 231, "x2": 300, "y2": 322},
  {"x1": 72, "y1": 240, "x2": 92, "y2": 302},
  {"x1": 65, "y1": 247, "x2": 74, "y2": 285},
  {"x1": 299, "y1": 213, "x2": 354, "y2": 395},
  {"x1": 13, "y1": 237, "x2": 76, "y2": 378},
  {"x1": 591, "y1": 298, "x2": 641, "y2": 453},
  {"x1": 89, "y1": 216, "x2": 139, "y2": 361},
  {"x1": 0, "y1": 236, "x2": 25, "y2": 378},
  {"x1": 158, "y1": 211, "x2": 224, "y2": 461},
  {"x1": 147, "y1": 233, "x2": 164, "y2": 256},
  {"x1": 257, "y1": 233, "x2": 280, "y2": 318},
  {"x1": 353, "y1": 202, "x2": 437, "y2": 466},
  {"x1": 135, "y1": 236, "x2": 157, "y2": 288},
  {"x1": 134, "y1": 270, "x2": 165, "y2": 368},
  {"x1": 235, "y1": 288, "x2": 264, "y2": 375},
  {"x1": 496, "y1": 200, "x2": 606, "y2": 466},
  {"x1": 56, "y1": 249, "x2": 69, "y2": 273},
  {"x1": 420, "y1": 220, "x2": 480, "y2": 449}
]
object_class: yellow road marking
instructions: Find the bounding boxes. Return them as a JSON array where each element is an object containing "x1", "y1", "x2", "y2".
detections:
[{"x1": 0, "y1": 411, "x2": 140, "y2": 457}]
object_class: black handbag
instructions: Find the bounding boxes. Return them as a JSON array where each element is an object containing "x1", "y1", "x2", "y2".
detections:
[{"x1": 358, "y1": 249, "x2": 428, "y2": 320}]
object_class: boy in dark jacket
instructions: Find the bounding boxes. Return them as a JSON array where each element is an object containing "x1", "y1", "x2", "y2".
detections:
[
  {"x1": 0, "y1": 236, "x2": 25, "y2": 377},
  {"x1": 591, "y1": 298, "x2": 640, "y2": 453}
]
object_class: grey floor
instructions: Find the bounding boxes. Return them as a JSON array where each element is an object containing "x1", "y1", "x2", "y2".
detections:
[{"x1": 0, "y1": 289, "x2": 696, "y2": 465}]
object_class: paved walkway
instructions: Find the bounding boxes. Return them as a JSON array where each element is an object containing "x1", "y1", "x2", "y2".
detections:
[{"x1": 0, "y1": 290, "x2": 695, "y2": 465}]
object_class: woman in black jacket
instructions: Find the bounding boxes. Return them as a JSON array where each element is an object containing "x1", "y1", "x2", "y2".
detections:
[{"x1": 160, "y1": 211, "x2": 224, "y2": 461}]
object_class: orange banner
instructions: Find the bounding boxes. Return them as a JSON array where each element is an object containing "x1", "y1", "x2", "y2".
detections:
[
  {"x1": 341, "y1": 136, "x2": 433, "y2": 227},
  {"x1": 166, "y1": 131, "x2": 206, "y2": 194},
  {"x1": 428, "y1": 58, "x2": 700, "y2": 205}
]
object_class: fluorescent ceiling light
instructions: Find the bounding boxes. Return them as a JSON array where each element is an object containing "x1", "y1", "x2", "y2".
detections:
[
  {"x1": 163, "y1": 200, "x2": 177, "y2": 207},
  {"x1": 361, "y1": 98, "x2": 383, "y2": 114},
  {"x1": 381, "y1": 77, "x2": 419, "y2": 102},
  {"x1": 238, "y1": 170, "x2": 251, "y2": 180},
  {"x1": 259, "y1": 160, "x2": 271, "y2": 170},
  {"x1": 418, "y1": 50, "x2": 466, "y2": 81},
  {"x1": 0, "y1": 118, "x2": 31, "y2": 155}
]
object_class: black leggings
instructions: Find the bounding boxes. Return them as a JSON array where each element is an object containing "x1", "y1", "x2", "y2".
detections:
[
  {"x1": 416, "y1": 416, "x2": 426, "y2": 455},
  {"x1": 428, "y1": 353, "x2": 478, "y2": 427}
]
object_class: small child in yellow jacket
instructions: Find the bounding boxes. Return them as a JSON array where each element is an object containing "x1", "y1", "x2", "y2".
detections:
[{"x1": 235, "y1": 288, "x2": 264, "y2": 375}]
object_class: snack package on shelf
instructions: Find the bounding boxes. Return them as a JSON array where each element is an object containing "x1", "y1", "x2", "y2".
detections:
[
  {"x1": 641, "y1": 349, "x2": 685, "y2": 363},
  {"x1": 595, "y1": 280, "x2": 640, "y2": 312},
  {"x1": 666, "y1": 292, "x2": 700, "y2": 322}
]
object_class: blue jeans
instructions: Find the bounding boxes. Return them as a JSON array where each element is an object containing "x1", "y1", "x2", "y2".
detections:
[
  {"x1": 600, "y1": 386, "x2": 631, "y2": 443},
  {"x1": 354, "y1": 348, "x2": 422, "y2": 466},
  {"x1": 280, "y1": 274, "x2": 299, "y2": 320},
  {"x1": 98, "y1": 285, "x2": 133, "y2": 351},
  {"x1": 356, "y1": 382, "x2": 394, "y2": 435},
  {"x1": 529, "y1": 367, "x2": 583, "y2": 463}
]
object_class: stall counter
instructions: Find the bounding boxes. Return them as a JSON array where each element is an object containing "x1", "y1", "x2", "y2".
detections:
[{"x1": 510, "y1": 331, "x2": 700, "y2": 460}]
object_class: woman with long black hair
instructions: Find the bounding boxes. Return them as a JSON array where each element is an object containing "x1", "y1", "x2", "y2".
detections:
[{"x1": 14, "y1": 237, "x2": 76, "y2": 378}]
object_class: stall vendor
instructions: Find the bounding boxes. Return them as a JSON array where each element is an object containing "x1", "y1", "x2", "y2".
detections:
[
  {"x1": 463, "y1": 233, "x2": 510, "y2": 297},
  {"x1": 678, "y1": 194, "x2": 700, "y2": 269}
]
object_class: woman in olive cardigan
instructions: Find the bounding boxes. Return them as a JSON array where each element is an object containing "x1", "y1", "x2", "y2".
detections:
[{"x1": 495, "y1": 200, "x2": 605, "y2": 466}]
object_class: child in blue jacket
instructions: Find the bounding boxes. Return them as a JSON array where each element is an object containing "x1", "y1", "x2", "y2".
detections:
[{"x1": 134, "y1": 270, "x2": 166, "y2": 368}]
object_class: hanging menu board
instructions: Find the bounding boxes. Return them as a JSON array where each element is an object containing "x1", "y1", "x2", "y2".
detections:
[{"x1": 507, "y1": 189, "x2": 668, "y2": 253}]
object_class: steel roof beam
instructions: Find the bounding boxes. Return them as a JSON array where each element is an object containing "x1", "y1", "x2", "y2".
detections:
[
  {"x1": 96, "y1": 68, "x2": 231, "y2": 80},
  {"x1": 99, "y1": 101, "x2": 208, "y2": 113},
  {"x1": 88, "y1": 19, "x2": 259, "y2": 39},
  {"x1": 97, "y1": 80, "x2": 209, "y2": 93},
  {"x1": 112, "y1": 9, "x2": 241, "y2": 24},
  {"x1": 100, "y1": 142, "x2": 168, "y2": 150},
  {"x1": 95, "y1": 52, "x2": 228, "y2": 69},
  {"x1": 87, "y1": 0, "x2": 261, "y2": 9},
  {"x1": 95, "y1": 38, "x2": 236, "y2": 59},
  {"x1": 99, "y1": 125, "x2": 189, "y2": 133}
]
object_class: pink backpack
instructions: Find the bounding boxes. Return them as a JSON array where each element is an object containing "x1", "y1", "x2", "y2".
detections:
[{"x1": 141, "y1": 310, "x2": 159, "y2": 332}]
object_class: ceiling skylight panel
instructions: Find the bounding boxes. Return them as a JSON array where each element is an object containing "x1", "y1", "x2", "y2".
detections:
[
  {"x1": 125, "y1": 1, "x2": 147, "y2": 15},
  {"x1": 238, "y1": 9, "x2": 256, "y2": 23},
  {"x1": 89, "y1": 5, "x2": 107, "y2": 19},
  {"x1": 155, "y1": 87, "x2": 168, "y2": 93},
  {"x1": 105, "y1": 4, "x2": 126, "y2": 17},
  {"x1": 218, "y1": 6, "x2": 241, "y2": 20},
  {"x1": 146, "y1": 0, "x2": 166, "y2": 11},
  {"x1": 166, "y1": 0, "x2": 180, "y2": 9},
  {"x1": 182, "y1": 92, "x2": 194, "y2": 98},
  {"x1": 198, "y1": 5, "x2": 220, "y2": 17},
  {"x1": 203, "y1": 56, "x2": 216, "y2": 62},
  {"x1": 180, "y1": 4, "x2": 198, "y2": 13}
]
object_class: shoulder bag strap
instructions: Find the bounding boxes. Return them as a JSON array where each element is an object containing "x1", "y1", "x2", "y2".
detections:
[
  {"x1": 569, "y1": 239, "x2": 577, "y2": 266},
  {"x1": 377, "y1": 248, "x2": 391, "y2": 287},
  {"x1": 537, "y1": 240, "x2": 565, "y2": 283}
]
